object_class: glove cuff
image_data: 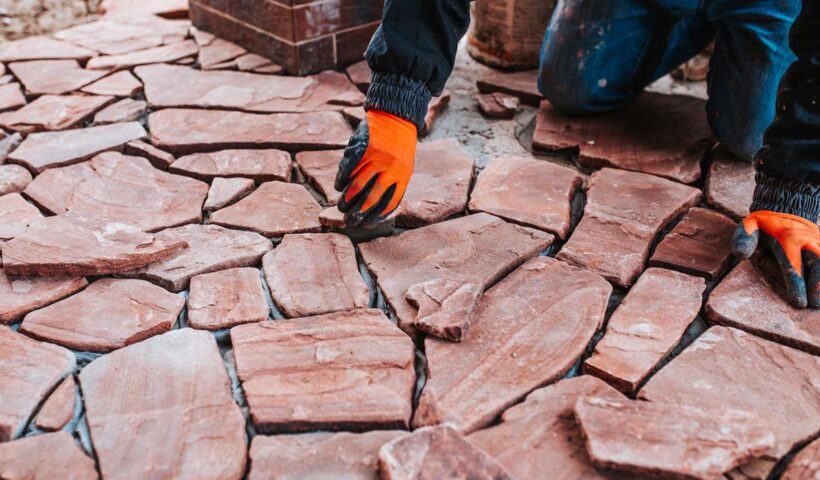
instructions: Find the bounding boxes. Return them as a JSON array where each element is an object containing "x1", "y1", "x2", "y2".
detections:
[
  {"x1": 750, "y1": 171, "x2": 820, "y2": 222},
  {"x1": 364, "y1": 72, "x2": 431, "y2": 132}
]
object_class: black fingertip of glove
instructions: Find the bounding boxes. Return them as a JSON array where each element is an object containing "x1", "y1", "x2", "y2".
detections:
[
  {"x1": 731, "y1": 223, "x2": 758, "y2": 260},
  {"x1": 763, "y1": 233, "x2": 808, "y2": 309},
  {"x1": 338, "y1": 174, "x2": 379, "y2": 226},
  {"x1": 804, "y1": 250, "x2": 819, "y2": 308},
  {"x1": 359, "y1": 183, "x2": 397, "y2": 229},
  {"x1": 334, "y1": 119, "x2": 370, "y2": 192}
]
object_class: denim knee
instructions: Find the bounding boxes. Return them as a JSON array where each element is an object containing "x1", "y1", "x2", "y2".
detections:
[{"x1": 538, "y1": 64, "x2": 616, "y2": 115}]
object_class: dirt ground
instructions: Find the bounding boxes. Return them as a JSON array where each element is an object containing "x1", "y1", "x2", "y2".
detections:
[{"x1": 0, "y1": 0, "x2": 99, "y2": 41}]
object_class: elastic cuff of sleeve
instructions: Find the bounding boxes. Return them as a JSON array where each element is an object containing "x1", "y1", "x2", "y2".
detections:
[
  {"x1": 750, "y1": 172, "x2": 820, "y2": 222},
  {"x1": 364, "y1": 72, "x2": 431, "y2": 132}
]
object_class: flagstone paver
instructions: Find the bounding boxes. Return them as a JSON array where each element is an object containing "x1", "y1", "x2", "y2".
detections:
[
  {"x1": 81, "y1": 70, "x2": 143, "y2": 97},
  {"x1": 0, "y1": 269, "x2": 87, "y2": 324},
  {"x1": 294, "y1": 149, "x2": 342, "y2": 205},
  {"x1": 781, "y1": 437, "x2": 820, "y2": 480},
  {"x1": 0, "y1": 133, "x2": 23, "y2": 163},
  {"x1": 0, "y1": 83, "x2": 26, "y2": 112},
  {"x1": 406, "y1": 279, "x2": 482, "y2": 342},
  {"x1": 345, "y1": 60, "x2": 371, "y2": 92},
  {"x1": 0, "y1": 36, "x2": 96, "y2": 62},
  {"x1": 22, "y1": 161, "x2": 98, "y2": 214},
  {"x1": 0, "y1": 94, "x2": 114, "y2": 133},
  {"x1": 198, "y1": 37, "x2": 246, "y2": 69},
  {"x1": 203, "y1": 177, "x2": 255, "y2": 211},
  {"x1": 705, "y1": 147, "x2": 755, "y2": 220},
  {"x1": 476, "y1": 69, "x2": 541, "y2": 105},
  {"x1": 100, "y1": 0, "x2": 188, "y2": 18},
  {"x1": 9, "y1": 59, "x2": 107, "y2": 95},
  {"x1": 235, "y1": 53, "x2": 280, "y2": 73},
  {"x1": 0, "y1": 164, "x2": 32, "y2": 196},
  {"x1": 170, "y1": 148, "x2": 291, "y2": 181},
  {"x1": 0, "y1": 193, "x2": 43, "y2": 241},
  {"x1": 0, "y1": 432, "x2": 97, "y2": 479},
  {"x1": 33, "y1": 375, "x2": 76, "y2": 431},
  {"x1": 187, "y1": 267, "x2": 269, "y2": 330},
  {"x1": 123, "y1": 140, "x2": 175, "y2": 169},
  {"x1": 93, "y1": 98, "x2": 146, "y2": 125},
  {"x1": 54, "y1": 15, "x2": 189, "y2": 55},
  {"x1": 318, "y1": 206, "x2": 346, "y2": 228},
  {"x1": 86, "y1": 40, "x2": 198, "y2": 70},
  {"x1": 477, "y1": 92, "x2": 519, "y2": 118}
]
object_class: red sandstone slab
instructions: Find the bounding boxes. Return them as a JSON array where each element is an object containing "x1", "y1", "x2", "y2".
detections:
[
  {"x1": 0, "y1": 269, "x2": 87, "y2": 324},
  {"x1": 198, "y1": 38, "x2": 246, "y2": 69},
  {"x1": 80, "y1": 328, "x2": 246, "y2": 480},
  {"x1": 0, "y1": 83, "x2": 25, "y2": 112},
  {"x1": 0, "y1": 164, "x2": 32, "y2": 196},
  {"x1": 93, "y1": 98, "x2": 146, "y2": 125},
  {"x1": 556, "y1": 168, "x2": 702, "y2": 288},
  {"x1": 782, "y1": 437, "x2": 820, "y2": 480},
  {"x1": 0, "y1": 133, "x2": 22, "y2": 163},
  {"x1": 123, "y1": 224, "x2": 272, "y2": 291},
  {"x1": 54, "y1": 15, "x2": 189, "y2": 55},
  {"x1": 295, "y1": 149, "x2": 342, "y2": 205},
  {"x1": 21, "y1": 161, "x2": 97, "y2": 214},
  {"x1": 0, "y1": 193, "x2": 41, "y2": 243},
  {"x1": 203, "y1": 177, "x2": 255, "y2": 212},
  {"x1": 319, "y1": 206, "x2": 346, "y2": 228},
  {"x1": 231, "y1": 309, "x2": 415, "y2": 433},
  {"x1": 86, "y1": 40, "x2": 198, "y2": 71},
  {"x1": 81, "y1": 70, "x2": 143, "y2": 97},
  {"x1": 262, "y1": 233, "x2": 368, "y2": 318},
  {"x1": 100, "y1": 0, "x2": 188, "y2": 18},
  {"x1": 235, "y1": 53, "x2": 280, "y2": 73},
  {"x1": 343, "y1": 106, "x2": 366, "y2": 126},
  {"x1": 0, "y1": 94, "x2": 114, "y2": 133},
  {"x1": 476, "y1": 69, "x2": 541, "y2": 105},
  {"x1": 0, "y1": 36, "x2": 96, "y2": 62},
  {"x1": 170, "y1": 148, "x2": 291, "y2": 182},
  {"x1": 705, "y1": 147, "x2": 755, "y2": 221},
  {"x1": 9, "y1": 60, "x2": 107, "y2": 95},
  {"x1": 34, "y1": 375, "x2": 75, "y2": 431},
  {"x1": 360, "y1": 213, "x2": 552, "y2": 334},
  {"x1": 346, "y1": 60, "x2": 371, "y2": 92},
  {"x1": 123, "y1": 140, "x2": 175, "y2": 169},
  {"x1": 0, "y1": 432, "x2": 97, "y2": 479},
  {"x1": 477, "y1": 92, "x2": 520, "y2": 118},
  {"x1": 421, "y1": 91, "x2": 450, "y2": 135},
  {"x1": 533, "y1": 93, "x2": 712, "y2": 183},
  {"x1": 0, "y1": 327, "x2": 75, "y2": 441},
  {"x1": 406, "y1": 279, "x2": 482, "y2": 342},
  {"x1": 149, "y1": 108, "x2": 353, "y2": 153},
  {"x1": 187, "y1": 267, "x2": 269, "y2": 330}
]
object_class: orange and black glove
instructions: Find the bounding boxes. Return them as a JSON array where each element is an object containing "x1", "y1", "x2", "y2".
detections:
[{"x1": 335, "y1": 110, "x2": 417, "y2": 228}]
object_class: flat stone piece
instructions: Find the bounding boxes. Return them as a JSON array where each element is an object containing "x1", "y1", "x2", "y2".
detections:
[
  {"x1": 54, "y1": 15, "x2": 189, "y2": 55},
  {"x1": 123, "y1": 224, "x2": 272, "y2": 291},
  {"x1": 0, "y1": 269, "x2": 87, "y2": 324},
  {"x1": 343, "y1": 106, "x2": 366, "y2": 126},
  {"x1": 198, "y1": 38, "x2": 246, "y2": 69},
  {"x1": 533, "y1": 93, "x2": 712, "y2": 183},
  {"x1": 99, "y1": 0, "x2": 188, "y2": 18},
  {"x1": 2, "y1": 216, "x2": 188, "y2": 276},
  {"x1": 34, "y1": 375, "x2": 76, "y2": 431},
  {"x1": 575, "y1": 397, "x2": 775, "y2": 479},
  {"x1": 395, "y1": 138, "x2": 474, "y2": 227},
  {"x1": 649, "y1": 207, "x2": 736, "y2": 279},
  {"x1": 477, "y1": 92, "x2": 520, "y2": 118},
  {"x1": 414, "y1": 256, "x2": 611, "y2": 433},
  {"x1": 203, "y1": 177, "x2": 254, "y2": 212},
  {"x1": 0, "y1": 83, "x2": 25, "y2": 112},
  {"x1": 360, "y1": 213, "x2": 552, "y2": 333},
  {"x1": 86, "y1": 40, "x2": 198, "y2": 71},
  {"x1": 81, "y1": 70, "x2": 143, "y2": 97},
  {"x1": 295, "y1": 149, "x2": 342, "y2": 205},
  {"x1": 639, "y1": 326, "x2": 820, "y2": 478},
  {"x1": 8, "y1": 122, "x2": 146, "y2": 173},
  {"x1": 469, "y1": 156, "x2": 583, "y2": 239},
  {"x1": 556, "y1": 168, "x2": 701, "y2": 287},
  {"x1": 170, "y1": 148, "x2": 291, "y2": 181},
  {"x1": 93, "y1": 98, "x2": 146, "y2": 125},
  {"x1": 21, "y1": 161, "x2": 97, "y2": 214},
  {"x1": 421, "y1": 90, "x2": 450, "y2": 135},
  {"x1": 0, "y1": 36, "x2": 96, "y2": 62},
  {"x1": 79, "y1": 328, "x2": 246, "y2": 480},
  {"x1": 262, "y1": 233, "x2": 368, "y2": 317},
  {"x1": 0, "y1": 164, "x2": 32, "y2": 195},
  {"x1": 346, "y1": 60, "x2": 371, "y2": 92},
  {"x1": 20, "y1": 278, "x2": 184, "y2": 352},
  {"x1": 123, "y1": 140, "x2": 175, "y2": 169},
  {"x1": 148, "y1": 108, "x2": 352, "y2": 153},
  {"x1": 0, "y1": 327, "x2": 75, "y2": 441},
  {"x1": 0, "y1": 193, "x2": 43, "y2": 240},
  {"x1": 319, "y1": 206, "x2": 346, "y2": 227},
  {"x1": 0, "y1": 432, "x2": 97, "y2": 479},
  {"x1": 187, "y1": 267, "x2": 269, "y2": 330},
  {"x1": 584, "y1": 268, "x2": 705, "y2": 393},
  {"x1": 9, "y1": 60, "x2": 107, "y2": 95},
  {"x1": 235, "y1": 53, "x2": 277, "y2": 72},
  {"x1": 705, "y1": 147, "x2": 755, "y2": 220},
  {"x1": 0, "y1": 133, "x2": 22, "y2": 163},
  {"x1": 781, "y1": 437, "x2": 820, "y2": 480},
  {"x1": 706, "y1": 260, "x2": 820, "y2": 355},
  {"x1": 136, "y1": 64, "x2": 364, "y2": 112},
  {"x1": 476, "y1": 69, "x2": 541, "y2": 105},
  {"x1": 0, "y1": 94, "x2": 113, "y2": 133},
  {"x1": 210, "y1": 181, "x2": 321, "y2": 237},
  {"x1": 406, "y1": 279, "x2": 482, "y2": 342},
  {"x1": 231, "y1": 309, "x2": 415, "y2": 433},
  {"x1": 379, "y1": 425, "x2": 512, "y2": 480}
]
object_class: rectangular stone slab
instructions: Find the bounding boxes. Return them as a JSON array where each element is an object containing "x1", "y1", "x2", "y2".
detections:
[{"x1": 187, "y1": 267, "x2": 269, "y2": 330}]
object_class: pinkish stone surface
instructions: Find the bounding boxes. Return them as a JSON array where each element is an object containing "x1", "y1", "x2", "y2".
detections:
[
  {"x1": 295, "y1": 149, "x2": 342, "y2": 205},
  {"x1": 170, "y1": 149, "x2": 291, "y2": 182},
  {"x1": 0, "y1": 269, "x2": 87, "y2": 324},
  {"x1": 86, "y1": 40, "x2": 198, "y2": 71},
  {"x1": 0, "y1": 94, "x2": 114, "y2": 133},
  {"x1": 187, "y1": 267, "x2": 269, "y2": 330},
  {"x1": 0, "y1": 193, "x2": 43, "y2": 241},
  {"x1": 123, "y1": 140, "x2": 175, "y2": 169},
  {"x1": 9, "y1": 59, "x2": 107, "y2": 96},
  {"x1": 781, "y1": 437, "x2": 819, "y2": 480},
  {"x1": 203, "y1": 177, "x2": 255, "y2": 211},
  {"x1": 0, "y1": 83, "x2": 25, "y2": 112},
  {"x1": 54, "y1": 15, "x2": 189, "y2": 55},
  {"x1": 556, "y1": 168, "x2": 701, "y2": 288},
  {"x1": 318, "y1": 206, "x2": 346, "y2": 227},
  {"x1": 198, "y1": 38, "x2": 246, "y2": 69},
  {"x1": 0, "y1": 164, "x2": 32, "y2": 196},
  {"x1": 0, "y1": 36, "x2": 96, "y2": 62},
  {"x1": 343, "y1": 106, "x2": 365, "y2": 126},
  {"x1": 22, "y1": 161, "x2": 98, "y2": 215},
  {"x1": 34, "y1": 375, "x2": 75, "y2": 431},
  {"x1": 705, "y1": 147, "x2": 755, "y2": 221},
  {"x1": 81, "y1": 70, "x2": 143, "y2": 97},
  {"x1": 346, "y1": 60, "x2": 371, "y2": 92},
  {"x1": 79, "y1": 328, "x2": 247, "y2": 480},
  {"x1": 421, "y1": 91, "x2": 450, "y2": 135},
  {"x1": 99, "y1": 0, "x2": 188, "y2": 18},
  {"x1": 93, "y1": 98, "x2": 146, "y2": 125},
  {"x1": 231, "y1": 309, "x2": 415, "y2": 433},
  {"x1": 476, "y1": 70, "x2": 541, "y2": 105},
  {"x1": 235, "y1": 53, "x2": 280, "y2": 73},
  {"x1": 477, "y1": 92, "x2": 520, "y2": 118},
  {"x1": 0, "y1": 432, "x2": 97, "y2": 479},
  {"x1": 0, "y1": 133, "x2": 23, "y2": 163},
  {"x1": 405, "y1": 279, "x2": 482, "y2": 342}
]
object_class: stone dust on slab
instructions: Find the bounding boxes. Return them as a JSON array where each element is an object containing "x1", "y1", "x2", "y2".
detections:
[
  {"x1": 0, "y1": 36, "x2": 96, "y2": 62},
  {"x1": 170, "y1": 148, "x2": 291, "y2": 182},
  {"x1": 405, "y1": 279, "x2": 482, "y2": 342},
  {"x1": 81, "y1": 70, "x2": 143, "y2": 97},
  {"x1": 33, "y1": 375, "x2": 76, "y2": 431},
  {"x1": 0, "y1": 94, "x2": 114, "y2": 133},
  {"x1": 705, "y1": 147, "x2": 755, "y2": 221},
  {"x1": 203, "y1": 177, "x2": 255, "y2": 212},
  {"x1": 123, "y1": 140, "x2": 175, "y2": 169},
  {"x1": 0, "y1": 269, "x2": 87, "y2": 324},
  {"x1": 93, "y1": 98, "x2": 147, "y2": 125},
  {"x1": 477, "y1": 92, "x2": 520, "y2": 118},
  {"x1": 295, "y1": 149, "x2": 342, "y2": 205},
  {"x1": 0, "y1": 83, "x2": 26, "y2": 112},
  {"x1": 0, "y1": 192, "x2": 43, "y2": 241},
  {"x1": 86, "y1": 39, "x2": 198, "y2": 71},
  {"x1": 476, "y1": 69, "x2": 541, "y2": 105},
  {"x1": 187, "y1": 267, "x2": 269, "y2": 330},
  {"x1": 9, "y1": 59, "x2": 107, "y2": 95},
  {"x1": 53, "y1": 15, "x2": 190, "y2": 55},
  {"x1": 0, "y1": 432, "x2": 97, "y2": 480},
  {"x1": 0, "y1": 164, "x2": 32, "y2": 196}
]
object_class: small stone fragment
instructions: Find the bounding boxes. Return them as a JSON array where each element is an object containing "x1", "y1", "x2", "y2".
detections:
[
  {"x1": 86, "y1": 40, "x2": 198, "y2": 70},
  {"x1": 0, "y1": 132, "x2": 22, "y2": 163},
  {"x1": 123, "y1": 140, "x2": 175, "y2": 169},
  {"x1": 93, "y1": 98, "x2": 146, "y2": 125},
  {"x1": 346, "y1": 60, "x2": 371, "y2": 92},
  {"x1": 187, "y1": 267, "x2": 269, "y2": 330},
  {"x1": 781, "y1": 437, "x2": 820, "y2": 480},
  {"x1": 0, "y1": 83, "x2": 25, "y2": 112},
  {"x1": 421, "y1": 90, "x2": 450, "y2": 135},
  {"x1": 406, "y1": 279, "x2": 482, "y2": 342},
  {"x1": 0, "y1": 36, "x2": 96, "y2": 62},
  {"x1": 54, "y1": 15, "x2": 189, "y2": 55},
  {"x1": 9, "y1": 60, "x2": 107, "y2": 95},
  {"x1": 203, "y1": 177, "x2": 255, "y2": 212},
  {"x1": 477, "y1": 92, "x2": 520, "y2": 118},
  {"x1": 81, "y1": 70, "x2": 143, "y2": 97},
  {"x1": 476, "y1": 70, "x2": 541, "y2": 105},
  {"x1": 0, "y1": 94, "x2": 114, "y2": 133},
  {"x1": 0, "y1": 193, "x2": 42, "y2": 240},
  {"x1": 318, "y1": 206, "x2": 346, "y2": 227},
  {"x1": 170, "y1": 148, "x2": 291, "y2": 182},
  {"x1": 198, "y1": 37, "x2": 246, "y2": 70},
  {"x1": 235, "y1": 53, "x2": 277, "y2": 72},
  {"x1": 343, "y1": 106, "x2": 365, "y2": 126},
  {"x1": 0, "y1": 432, "x2": 97, "y2": 479},
  {"x1": 34, "y1": 375, "x2": 76, "y2": 431},
  {"x1": 0, "y1": 164, "x2": 32, "y2": 195},
  {"x1": 295, "y1": 149, "x2": 342, "y2": 205},
  {"x1": 0, "y1": 269, "x2": 87, "y2": 324},
  {"x1": 705, "y1": 147, "x2": 755, "y2": 220}
]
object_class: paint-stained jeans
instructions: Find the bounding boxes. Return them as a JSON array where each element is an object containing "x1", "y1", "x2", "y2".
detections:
[{"x1": 538, "y1": 0, "x2": 801, "y2": 161}]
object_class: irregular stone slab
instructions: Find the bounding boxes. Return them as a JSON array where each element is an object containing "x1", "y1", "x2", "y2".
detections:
[
  {"x1": 469, "y1": 156, "x2": 583, "y2": 239},
  {"x1": 0, "y1": 192, "x2": 42, "y2": 240},
  {"x1": 86, "y1": 40, "x2": 198, "y2": 71},
  {"x1": 414, "y1": 257, "x2": 610, "y2": 433},
  {"x1": 380, "y1": 425, "x2": 511, "y2": 479},
  {"x1": 295, "y1": 149, "x2": 342, "y2": 205},
  {"x1": 395, "y1": 138, "x2": 474, "y2": 227},
  {"x1": 477, "y1": 92, "x2": 519, "y2": 118},
  {"x1": 346, "y1": 60, "x2": 371, "y2": 92},
  {"x1": 187, "y1": 267, "x2": 269, "y2": 330},
  {"x1": 319, "y1": 207, "x2": 346, "y2": 228},
  {"x1": 79, "y1": 328, "x2": 246, "y2": 480},
  {"x1": 0, "y1": 132, "x2": 22, "y2": 163},
  {"x1": 533, "y1": 93, "x2": 712, "y2": 183},
  {"x1": 9, "y1": 59, "x2": 107, "y2": 95},
  {"x1": 123, "y1": 224, "x2": 272, "y2": 291},
  {"x1": 2, "y1": 216, "x2": 188, "y2": 276},
  {"x1": 575, "y1": 397, "x2": 775, "y2": 479},
  {"x1": 0, "y1": 83, "x2": 25, "y2": 112},
  {"x1": 170, "y1": 148, "x2": 291, "y2": 182},
  {"x1": 0, "y1": 36, "x2": 96, "y2": 62},
  {"x1": 705, "y1": 147, "x2": 755, "y2": 220},
  {"x1": 54, "y1": 15, "x2": 189, "y2": 55},
  {"x1": 406, "y1": 279, "x2": 482, "y2": 342},
  {"x1": 781, "y1": 437, "x2": 820, "y2": 480},
  {"x1": 8, "y1": 122, "x2": 147, "y2": 173},
  {"x1": 0, "y1": 327, "x2": 75, "y2": 441},
  {"x1": 0, "y1": 432, "x2": 97, "y2": 479},
  {"x1": 476, "y1": 69, "x2": 541, "y2": 105},
  {"x1": 149, "y1": 108, "x2": 353, "y2": 153},
  {"x1": 99, "y1": 0, "x2": 188, "y2": 18},
  {"x1": 639, "y1": 326, "x2": 820, "y2": 479},
  {"x1": 360, "y1": 213, "x2": 552, "y2": 334},
  {"x1": 421, "y1": 91, "x2": 450, "y2": 135},
  {"x1": 81, "y1": 70, "x2": 143, "y2": 97},
  {"x1": 584, "y1": 268, "x2": 705, "y2": 393},
  {"x1": 21, "y1": 161, "x2": 97, "y2": 215},
  {"x1": 231, "y1": 309, "x2": 415, "y2": 433},
  {"x1": 235, "y1": 53, "x2": 280, "y2": 73},
  {"x1": 556, "y1": 168, "x2": 701, "y2": 287},
  {"x1": 706, "y1": 260, "x2": 820, "y2": 355},
  {"x1": 93, "y1": 98, "x2": 146, "y2": 125},
  {"x1": 34, "y1": 375, "x2": 76, "y2": 431},
  {"x1": 123, "y1": 140, "x2": 175, "y2": 169},
  {"x1": 0, "y1": 94, "x2": 114, "y2": 133},
  {"x1": 20, "y1": 278, "x2": 184, "y2": 352},
  {"x1": 0, "y1": 269, "x2": 87, "y2": 324},
  {"x1": 343, "y1": 106, "x2": 366, "y2": 126},
  {"x1": 210, "y1": 181, "x2": 321, "y2": 237},
  {"x1": 204, "y1": 177, "x2": 255, "y2": 212},
  {"x1": 649, "y1": 207, "x2": 736, "y2": 279},
  {"x1": 199, "y1": 38, "x2": 246, "y2": 69},
  {"x1": 0, "y1": 164, "x2": 32, "y2": 196}
]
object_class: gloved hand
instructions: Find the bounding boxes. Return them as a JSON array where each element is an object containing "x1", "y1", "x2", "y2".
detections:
[
  {"x1": 334, "y1": 110, "x2": 416, "y2": 228},
  {"x1": 732, "y1": 210, "x2": 820, "y2": 308}
]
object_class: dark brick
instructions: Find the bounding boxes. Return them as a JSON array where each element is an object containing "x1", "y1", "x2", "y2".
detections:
[
  {"x1": 293, "y1": 0, "x2": 382, "y2": 41},
  {"x1": 228, "y1": 0, "x2": 294, "y2": 42},
  {"x1": 294, "y1": 36, "x2": 335, "y2": 75},
  {"x1": 335, "y1": 22, "x2": 379, "y2": 66}
]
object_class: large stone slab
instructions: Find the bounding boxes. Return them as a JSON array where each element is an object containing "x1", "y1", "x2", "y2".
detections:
[
  {"x1": 86, "y1": 40, "x2": 198, "y2": 70},
  {"x1": 0, "y1": 36, "x2": 96, "y2": 62},
  {"x1": 8, "y1": 60, "x2": 107, "y2": 95},
  {"x1": 262, "y1": 233, "x2": 368, "y2": 318},
  {"x1": 34, "y1": 375, "x2": 76, "y2": 431},
  {"x1": 294, "y1": 149, "x2": 342, "y2": 205},
  {"x1": 584, "y1": 268, "x2": 705, "y2": 393},
  {"x1": 0, "y1": 432, "x2": 97, "y2": 479},
  {"x1": 93, "y1": 98, "x2": 146, "y2": 125},
  {"x1": 170, "y1": 148, "x2": 291, "y2": 182},
  {"x1": 476, "y1": 70, "x2": 541, "y2": 105},
  {"x1": 81, "y1": 70, "x2": 143, "y2": 97},
  {"x1": 54, "y1": 15, "x2": 189, "y2": 55},
  {"x1": 79, "y1": 328, "x2": 246, "y2": 480},
  {"x1": 203, "y1": 177, "x2": 255, "y2": 212},
  {"x1": 415, "y1": 256, "x2": 611, "y2": 433},
  {"x1": 533, "y1": 93, "x2": 713, "y2": 183},
  {"x1": 556, "y1": 168, "x2": 701, "y2": 288},
  {"x1": 0, "y1": 94, "x2": 114, "y2": 133},
  {"x1": 0, "y1": 164, "x2": 31, "y2": 196},
  {"x1": 187, "y1": 267, "x2": 269, "y2": 330},
  {"x1": 0, "y1": 83, "x2": 25, "y2": 112},
  {"x1": 0, "y1": 327, "x2": 75, "y2": 441},
  {"x1": 0, "y1": 192, "x2": 43, "y2": 241},
  {"x1": 782, "y1": 437, "x2": 820, "y2": 480},
  {"x1": 360, "y1": 213, "x2": 552, "y2": 334},
  {"x1": 148, "y1": 108, "x2": 352, "y2": 154},
  {"x1": 705, "y1": 147, "x2": 755, "y2": 220},
  {"x1": 231, "y1": 309, "x2": 415, "y2": 433},
  {"x1": 21, "y1": 161, "x2": 97, "y2": 215},
  {"x1": 0, "y1": 269, "x2": 87, "y2": 324}
]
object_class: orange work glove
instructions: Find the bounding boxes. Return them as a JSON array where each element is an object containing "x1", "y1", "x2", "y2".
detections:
[
  {"x1": 334, "y1": 110, "x2": 416, "y2": 228},
  {"x1": 732, "y1": 210, "x2": 820, "y2": 308}
]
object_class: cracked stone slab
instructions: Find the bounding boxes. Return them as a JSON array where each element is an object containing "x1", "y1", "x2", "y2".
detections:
[
  {"x1": 639, "y1": 326, "x2": 820, "y2": 479},
  {"x1": 781, "y1": 437, "x2": 819, "y2": 480},
  {"x1": 0, "y1": 192, "x2": 43, "y2": 241},
  {"x1": 0, "y1": 36, "x2": 96, "y2": 62},
  {"x1": 584, "y1": 268, "x2": 705, "y2": 394},
  {"x1": 295, "y1": 149, "x2": 342, "y2": 205},
  {"x1": 0, "y1": 133, "x2": 22, "y2": 163},
  {"x1": 415, "y1": 256, "x2": 611, "y2": 433},
  {"x1": 81, "y1": 70, "x2": 143, "y2": 97},
  {"x1": 203, "y1": 177, "x2": 255, "y2": 212},
  {"x1": 0, "y1": 432, "x2": 97, "y2": 479},
  {"x1": 705, "y1": 147, "x2": 755, "y2": 221},
  {"x1": 0, "y1": 164, "x2": 32, "y2": 196},
  {"x1": 80, "y1": 328, "x2": 246, "y2": 480},
  {"x1": 34, "y1": 375, "x2": 76, "y2": 431},
  {"x1": 0, "y1": 269, "x2": 87, "y2": 324},
  {"x1": 533, "y1": 93, "x2": 712, "y2": 183},
  {"x1": 360, "y1": 213, "x2": 552, "y2": 334},
  {"x1": 54, "y1": 15, "x2": 189, "y2": 55},
  {"x1": 210, "y1": 181, "x2": 321, "y2": 237},
  {"x1": 0, "y1": 94, "x2": 114, "y2": 133},
  {"x1": 469, "y1": 155, "x2": 583, "y2": 239},
  {"x1": 477, "y1": 92, "x2": 520, "y2": 118},
  {"x1": 556, "y1": 168, "x2": 702, "y2": 288},
  {"x1": 187, "y1": 267, "x2": 269, "y2": 330},
  {"x1": 406, "y1": 279, "x2": 482, "y2": 342},
  {"x1": 263, "y1": 233, "x2": 368, "y2": 317},
  {"x1": 123, "y1": 140, "x2": 175, "y2": 169},
  {"x1": 421, "y1": 91, "x2": 451, "y2": 136},
  {"x1": 170, "y1": 148, "x2": 291, "y2": 182},
  {"x1": 345, "y1": 60, "x2": 371, "y2": 92},
  {"x1": 0, "y1": 327, "x2": 75, "y2": 441},
  {"x1": 93, "y1": 98, "x2": 146, "y2": 125},
  {"x1": 0, "y1": 83, "x2": 25, "y2": 112},
  {"x1": 231, "y1": 309, "x2": 415, "y2": 433},
  {"x1": 476, "y1": 69, "x2": 541, "y2": 105},
  {"x1": 20, "y1": 278, "x2": 184, "y2": 352},
  {"x1": 198, "y1": 38, "x2": 246, "y2": 69},
  {"x1": 86, "y1": 40, "x2": 198, "y2": 71},
  {"x1": 9, "y1": 60, "x2": 107, "y2": 95}
]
